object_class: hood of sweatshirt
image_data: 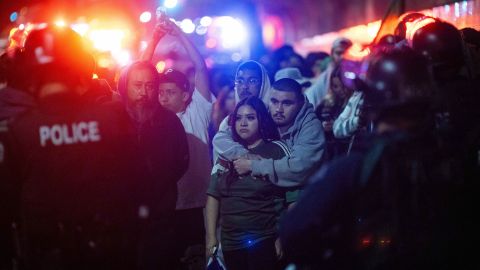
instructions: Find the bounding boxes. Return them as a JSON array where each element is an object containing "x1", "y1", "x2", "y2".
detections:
[
  {"x1": 234, "y1": 60, "x2": 272, "y2": 106},
  {"x1": 281, "y1": 96, "x2": 319, "y2": 138}
]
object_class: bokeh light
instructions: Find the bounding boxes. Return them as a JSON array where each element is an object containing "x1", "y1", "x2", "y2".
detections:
[
  {"x1": 10, "y1": 12, "x2": 18, "y2": 22},
  {"x1": 71, "y1": 23, "x2": 89, "y2": 36},
  {"x1": 156, "y1": 61, "x2": 166, "y2": 73},
  {"x1": 214, "y1": 16, "x2": 248, "y2": 49},
  {"x1": 180, "y1": 19, "x2": 195, "y2": 34},
  {"x1": 200, "y1": 16, "x2": 212, "y2": 27},
  {"x1": 54, "y1": 19, "x2": 67, "y2": 28},
  {"x1": 164, "y1": 0, "x2": 178, "y2": 9},
  {"x1": 140, "y1": 11, "x2": 152, "y2": 23}
]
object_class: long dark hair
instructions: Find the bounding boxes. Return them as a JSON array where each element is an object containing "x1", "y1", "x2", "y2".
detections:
[{"x1": 228, "y1": 96, "x2": 279, "y2": 146}]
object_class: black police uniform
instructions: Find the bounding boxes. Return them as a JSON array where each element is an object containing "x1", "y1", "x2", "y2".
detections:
[
  {"x1": 1, "y1": 92, "x2": 146, "y2": 269},
  {"x1": 0, "y1": 86, "x2": 36, "y2": 269},
  {"x1": 280, "y1": 130, "x2": 477, "y2": 270}
]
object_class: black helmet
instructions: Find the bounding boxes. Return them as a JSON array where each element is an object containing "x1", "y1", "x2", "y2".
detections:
[
  {"x1": 394, "y1": 12, "x2": 428, "y2": 39},
  {"x1": 412, "y1": 21, "x2": 464, "y2": 69},
  {"x1": 21, "y1": 25, "x2": 95, "y2": 87},
  {"x1": 364, "y1": 47, "x2": 432, "y2": 119},
  {"x1": 377, "y1": 34, "x2": 403, "y2": 48}
]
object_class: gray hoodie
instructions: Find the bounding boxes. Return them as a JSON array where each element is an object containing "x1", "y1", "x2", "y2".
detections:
[
  {"x1": 213, "y1": 92, "x2": 325, "y2": 187},
  {"x1": 251, "y1": 97, "x2": 324, "y2": 187}
]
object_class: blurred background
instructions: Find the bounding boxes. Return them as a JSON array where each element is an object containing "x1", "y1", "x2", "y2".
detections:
[{"x1": 1, "y1": 0, "x2": 479, "y2": 89}]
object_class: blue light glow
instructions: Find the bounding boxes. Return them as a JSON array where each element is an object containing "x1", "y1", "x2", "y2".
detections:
[{"x1": 10, "y1": 12, "x2": 18, "y2": 22}]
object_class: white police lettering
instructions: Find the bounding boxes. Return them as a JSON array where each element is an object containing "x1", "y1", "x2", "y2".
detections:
[{"x1": 39, "y1": 121, "x2": 101, "y2": 147}]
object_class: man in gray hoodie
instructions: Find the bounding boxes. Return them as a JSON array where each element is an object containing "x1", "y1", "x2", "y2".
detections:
[{"x1": 214, "y1": 78, "x2": 324, "y2": 188}]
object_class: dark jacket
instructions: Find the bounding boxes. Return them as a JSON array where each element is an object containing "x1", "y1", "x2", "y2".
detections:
[
  {"x1": 281, "y1": 132, "x2": 476, "y2": 269},
  {"x1": 117, "y1": 63, "x2": 189, "y2": 216},
  {"x1": 1, "y1": 91, "x2": 147, "y2": 269}
]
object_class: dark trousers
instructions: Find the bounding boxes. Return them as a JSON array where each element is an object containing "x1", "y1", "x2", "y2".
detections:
[
  {"x1": 222, "y1": 238, "x2": 278, "y2": 270},
  {"x1": 172, "y1": 208, "x2": 205, "y2": 269},
  {"x1": 138, "y1": 215, "x2": 176, "y2": 270}
]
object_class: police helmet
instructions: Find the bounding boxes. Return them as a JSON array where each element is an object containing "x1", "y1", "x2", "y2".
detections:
[
  {"x1": 412, "y1": 21, "x2": 464, "y2": 69},
  {"x1": 364, "y1": 47, "x2": 432, "y2": 114},
  {"x1": 21, "y1": 25, "x2": 95, "y2": 86}
]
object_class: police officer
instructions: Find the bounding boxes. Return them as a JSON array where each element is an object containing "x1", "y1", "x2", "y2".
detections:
[
  {"x1": 0, "y1": 25, "x2": 147, "y2": 269},
  {"x1": 412, "y1": 20, "x2": 480, "y2": 186},
  {"x1": 280, "y1": 47, "x2": 476, "y2": 269}
]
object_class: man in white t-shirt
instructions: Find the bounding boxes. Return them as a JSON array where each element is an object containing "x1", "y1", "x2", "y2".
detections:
[
  {"x1": 158, "y1": 69, "x2": 214, "y2": 213},
  {"x1": 143, "y1": 21, "x2": 214, "y2": 267}
]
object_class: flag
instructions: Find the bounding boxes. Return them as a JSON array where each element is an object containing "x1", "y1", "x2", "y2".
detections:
[{"x1": 371, "y1": 0, "x2": 406, "y2": 45}]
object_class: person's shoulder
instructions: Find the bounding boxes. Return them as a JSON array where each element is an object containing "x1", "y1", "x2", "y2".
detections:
[
  {"x1": 156, "y1": 105, "x2": 180, "y2": 120},
  {"x1": 154, "y1": 105, "x2": 185, "y2": 129}
]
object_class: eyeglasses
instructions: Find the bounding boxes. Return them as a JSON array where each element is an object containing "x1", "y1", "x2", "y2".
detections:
[{"x1": 234, "y1": 78, "x2": 261, "y2": 86}]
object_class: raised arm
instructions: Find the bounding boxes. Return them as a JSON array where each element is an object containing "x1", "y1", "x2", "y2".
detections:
[
  {"x1": 140, "y1": 25, "x2": 167, "y2": 62},
  {"x1": 170, "y1": 23, "x2": 211, "y2": 102}
]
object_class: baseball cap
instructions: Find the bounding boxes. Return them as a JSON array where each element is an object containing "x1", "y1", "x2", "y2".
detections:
[{"x1": 274, "y1": 67, "x2": 311, "y2": 88}]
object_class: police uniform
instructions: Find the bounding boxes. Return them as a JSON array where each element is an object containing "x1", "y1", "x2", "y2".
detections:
[
  {"x1": 281, "y1": 131, "x2": 476, "y2": 269},
  {"x1": 2, "y1": 92, "x2": 146, "y2": 269},
  {"x1": 280, "y1": 44, "x2": 478, "y2": 270}
]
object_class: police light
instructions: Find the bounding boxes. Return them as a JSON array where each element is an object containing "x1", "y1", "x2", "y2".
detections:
[
  {"x1": 140, "y1": 11, "x2": 152, "y2": 23},
  {"x1": 214, "y1": 16, "x2": 248, "y2": 49},
  {"x1": 54, "y1": 19, "x2": 67, "y2": 28},
  {"x1": 88, "y1": 29, "x2": 125, "y2": 52},
  {"x1": 71, "y1": 23, "x2": 89, "y2": 36}
]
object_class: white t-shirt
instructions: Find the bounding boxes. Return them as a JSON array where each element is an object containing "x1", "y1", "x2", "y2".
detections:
[{"x1": 176, "y1": 89, "x2": 214, "y2": 210}]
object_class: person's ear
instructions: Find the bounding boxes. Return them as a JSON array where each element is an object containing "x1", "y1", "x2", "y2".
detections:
[{"x1": 182, "y1": 91, "x2": 190, "y2": 102}]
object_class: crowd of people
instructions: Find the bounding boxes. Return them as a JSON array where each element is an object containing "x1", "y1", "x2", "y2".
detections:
[{"x1": 0, "y1": 11, "x2": 479, "y2": 270}]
